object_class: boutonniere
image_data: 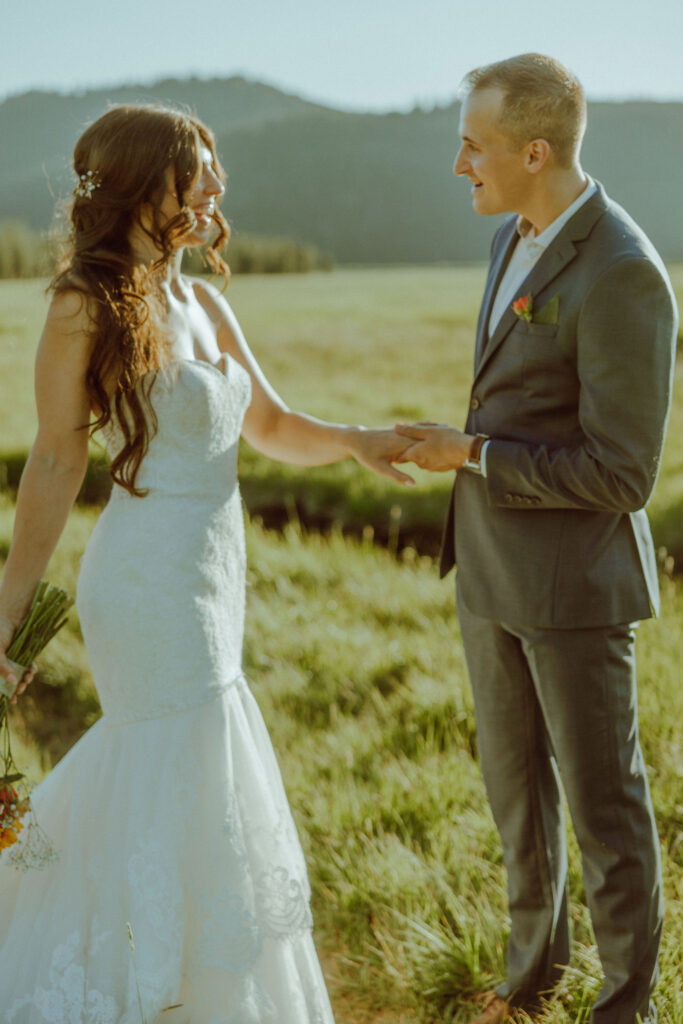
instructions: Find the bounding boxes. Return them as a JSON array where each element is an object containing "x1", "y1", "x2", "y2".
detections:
[
  {"x1": 512, "y1": 294, "x2": 533, "y2": 322},
  {"x1": 512, "y1": 293, "x2": 560, "y2": 325}
]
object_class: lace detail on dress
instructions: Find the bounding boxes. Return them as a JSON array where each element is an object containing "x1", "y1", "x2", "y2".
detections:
[
  {"x1": 126, "y1": 831, "x2": 184, "y2": 1014},
  {"x1": 101, "y1": 671, "x2": 245, "y2": 725},
  {"x1": 128, "y1": 833, "x2": 183, "y2": 946},
  {"x1": 78, "y1": 361, "x2": 251, "y2": 725},
  {"x1": 195, "y1": 887, "x2": 262, "y2": 973},
  {"x1": 6, "y1": 931, "x2": 119, "y2": 1024},
  {"x1": 255, "y1": 865, "x2": 313, "y2": 937},
  {"x1": 0, "y1": 352, "x2": 335, "y2": 1023}
]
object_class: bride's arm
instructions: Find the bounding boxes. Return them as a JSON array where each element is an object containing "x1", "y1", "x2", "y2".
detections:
[
  {"x1": 194, "y1": 281, "x2": 414, "y2": 486},
  {"x1": 0, "y1": 292, "x2": 91, "y2": 688}
]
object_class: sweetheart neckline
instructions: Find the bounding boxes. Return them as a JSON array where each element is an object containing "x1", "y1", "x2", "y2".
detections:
[
  {"x1": 161, "y1": 354, "x2": 230, "y2": 379},
  {"x1": 99, "y1": 355, "x2": 233, "y2": 409},
  {"x1": 99, "y1": 353, "x2": 249, "y2": 446},
  {"x1": 136, "y1": 353, "x2": 239, "y2": 394}
]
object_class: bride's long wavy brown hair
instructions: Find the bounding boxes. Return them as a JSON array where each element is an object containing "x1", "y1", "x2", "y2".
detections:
[{"x1": 51, "y1": 103, "x2": 230, "y2": 496}]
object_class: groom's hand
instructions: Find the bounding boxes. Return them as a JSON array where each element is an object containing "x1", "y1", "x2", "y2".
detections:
[
  {"x1": 346, "y1": 428, "x2": 416, "y2": 486},
  {"x1": 394, "y1": 422, "x2": 474, "y2": 472}
]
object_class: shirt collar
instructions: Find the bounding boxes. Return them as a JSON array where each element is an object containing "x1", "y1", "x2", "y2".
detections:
[{"x1": 516, "y1": 175, "x2": 597, "y2": 250}]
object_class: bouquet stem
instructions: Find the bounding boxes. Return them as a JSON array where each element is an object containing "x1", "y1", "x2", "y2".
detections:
[
  {"x1": 0, "y1": 659, "x2": 27, "y2": 700},
  {"x1": 0, "y1": 581, "x2": 72, "y2": 868}
]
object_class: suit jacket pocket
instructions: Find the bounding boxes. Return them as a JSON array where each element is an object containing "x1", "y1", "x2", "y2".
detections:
[
  {"x1": 518, "y1": 321, "x2": 559, "y2": 338},
  {"x1": 520, "y1": 326, "x2": 576, "y2": 402}
]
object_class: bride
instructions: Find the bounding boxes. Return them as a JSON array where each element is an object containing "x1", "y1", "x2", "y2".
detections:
[{"x1": 0, "y1": 103, "x2": 413, "y2": 1023}]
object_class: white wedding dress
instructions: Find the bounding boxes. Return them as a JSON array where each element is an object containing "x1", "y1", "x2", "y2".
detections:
[{"x1": 0, "y1": 355, "x2": 335, "y2": 1024}]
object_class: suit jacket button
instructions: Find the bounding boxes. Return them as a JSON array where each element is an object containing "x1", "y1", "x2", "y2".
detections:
[
  {"x1": 470, "y1": 396, "x2": 481, "y2": 410},
  {"x1": 504, "y1": 492, "x2": 513, "y2": 503}
]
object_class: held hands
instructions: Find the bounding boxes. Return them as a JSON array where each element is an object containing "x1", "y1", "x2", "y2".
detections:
[
  {"x1": 0, "y1": 615, "x2": 37, "y2": 706},
  {"x1": 346, "y1": 427, "x2": 416, "y2": 486},
  {"x1": 394, "y1": 422, "x2": 475, "y2": 473},
  {"x1": 347, "y1": 422, "x2": 476, "y2": 481}
]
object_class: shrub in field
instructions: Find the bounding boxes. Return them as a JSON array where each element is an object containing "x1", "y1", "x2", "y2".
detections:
[
  {"x1": 182, "y1": 233, "x2": 333, "y2": 275},
  {"x1": 0, "y1": 222, "x2": 54, "y2": 279},
  {"x1": 0, "y1": 449, "x2": 112, "y2": 505},
  {"x1": 0, "y1": 224, "x2": 332, "y2": 280}
]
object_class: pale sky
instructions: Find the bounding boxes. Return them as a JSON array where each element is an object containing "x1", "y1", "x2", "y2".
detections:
[{"x1": 2, "y1": 0, "x2": 682, "y2": 110}]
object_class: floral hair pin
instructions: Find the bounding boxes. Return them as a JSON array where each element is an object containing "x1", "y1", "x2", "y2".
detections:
[{"x1": 74, "y1": 169, "x2": 101, "y2": 199}]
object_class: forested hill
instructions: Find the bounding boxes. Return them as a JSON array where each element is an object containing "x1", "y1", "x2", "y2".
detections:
[{"x1": 2, "y1": 76, "x2": 683, "y2": 261}]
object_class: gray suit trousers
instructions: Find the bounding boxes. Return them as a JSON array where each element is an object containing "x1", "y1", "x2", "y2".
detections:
[{"x1": 456, "y1": 583, "x2": 663, "y2": 1024}]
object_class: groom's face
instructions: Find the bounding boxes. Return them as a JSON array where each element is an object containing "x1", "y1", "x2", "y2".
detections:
[{"x1": 454, "y1": 87, "x2": 530, "y2": 216}]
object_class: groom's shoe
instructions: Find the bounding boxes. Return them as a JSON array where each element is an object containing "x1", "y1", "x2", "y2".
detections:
[{"x1": 466, "y1": 991, "x2": 514, "y2": 1024}]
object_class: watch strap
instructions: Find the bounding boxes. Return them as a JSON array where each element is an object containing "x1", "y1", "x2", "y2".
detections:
[{"x1": 462, "y1": 433, "x2": 489, "y2": 472}]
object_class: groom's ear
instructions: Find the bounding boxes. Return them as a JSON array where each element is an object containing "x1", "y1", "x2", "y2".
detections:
[{"x1": 525, "y1": 138, "x2": 551, "y2": 175}]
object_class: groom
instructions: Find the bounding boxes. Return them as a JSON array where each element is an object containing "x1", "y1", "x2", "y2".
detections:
[{"x1": 396, "y1": 55, "x2": 677, "y2": 1024}]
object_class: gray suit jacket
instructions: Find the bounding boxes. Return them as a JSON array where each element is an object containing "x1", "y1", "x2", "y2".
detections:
[{"x1": 439, "y1": 182, "x2": 677, "y2": 629}]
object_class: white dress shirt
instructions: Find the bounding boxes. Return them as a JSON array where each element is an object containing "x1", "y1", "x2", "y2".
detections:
[
  {"x1": 475, "y1": 177, "x2": 598, "y2": 475},
  {"x1": 488, "y1": 176, "x2": 598, "y2": 335}
]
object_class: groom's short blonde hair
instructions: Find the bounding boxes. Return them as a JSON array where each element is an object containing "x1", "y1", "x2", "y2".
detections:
[{"x1": 460, "y1": 53, "x2": 587, "y2": 168}]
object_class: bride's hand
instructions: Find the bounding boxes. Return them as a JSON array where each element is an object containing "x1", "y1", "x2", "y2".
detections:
[
  {"x1": 0, "y1": 615, "x2": 37, "y2": 705},
  {"x1": 346, "y1": 427, "x2": 416, "y2": 486}
]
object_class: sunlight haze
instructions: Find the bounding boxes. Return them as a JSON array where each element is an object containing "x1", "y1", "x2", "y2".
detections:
[{"x1": 2, "y1": 0, "x2": 681, "y2": 110}]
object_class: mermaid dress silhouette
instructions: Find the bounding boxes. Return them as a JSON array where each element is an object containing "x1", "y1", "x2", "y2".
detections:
[{"x1": 0, "y1": 355, "x2": 335, "y2": 1024}]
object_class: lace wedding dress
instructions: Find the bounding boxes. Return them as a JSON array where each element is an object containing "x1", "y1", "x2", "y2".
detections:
[{"x1": 0, "y1": 356, "x2": 335, "y2": 1024}]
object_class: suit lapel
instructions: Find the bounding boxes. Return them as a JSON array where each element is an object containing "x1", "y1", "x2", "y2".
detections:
[
  {"x1": 473, "y1": 182, "x2": 610, "y2": 385},
  {"x1": 474, "y1": 218, "x2": 518, "y2": 367}
]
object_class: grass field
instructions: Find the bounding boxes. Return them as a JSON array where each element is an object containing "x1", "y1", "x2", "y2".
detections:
[
  {"x1": 0, "y1": 268, "x2": 486, "y2": 449},
  {"x1": 2, "y1": 268, "x2": 683, "y2": 557},
  {"x1": 1, "y1": 269, "x2": 682, "y2": 1022}
]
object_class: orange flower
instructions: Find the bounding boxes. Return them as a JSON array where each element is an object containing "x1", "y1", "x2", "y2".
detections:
[
  {"x1": 0, "y1": 827, "x2": 19, "y2": 850},
  {"x1": 0, "y1": 783, "x2": 28, "y2": 846},
  {"x1": 512, "y1": 294, "x2": 533, "y2": 322}
]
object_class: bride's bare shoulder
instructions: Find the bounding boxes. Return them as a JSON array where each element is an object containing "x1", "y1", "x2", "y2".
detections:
[
  {"x1": 188, "y1": 276, "x2": 234, "y2": 317},
  {"x1": 46, "y1": 280, "x2": 96, "y2": 330},
  {"x1": 39, "y1": 285, "x2": 99, "y2": 373}
]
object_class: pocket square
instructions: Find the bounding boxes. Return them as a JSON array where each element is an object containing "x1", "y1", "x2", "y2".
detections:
[{"x1": 533, "y1": 295, "x2": 559, "y2": 325}]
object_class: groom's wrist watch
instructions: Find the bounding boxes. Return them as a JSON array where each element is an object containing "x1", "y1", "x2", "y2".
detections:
[{"x1": 462, "y1": 433, "x2": 489, "y2": 474}]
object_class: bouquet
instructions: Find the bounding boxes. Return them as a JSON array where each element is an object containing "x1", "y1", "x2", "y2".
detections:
[{"x1": 0, "y1": 581, "x2": 73, "y2": 869}]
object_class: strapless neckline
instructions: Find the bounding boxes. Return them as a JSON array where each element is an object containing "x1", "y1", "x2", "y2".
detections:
[{"x1": 0, "y1": 326, "x2": 333, "y2": 1024}]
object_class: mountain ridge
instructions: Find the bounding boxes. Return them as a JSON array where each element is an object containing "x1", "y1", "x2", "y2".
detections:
[{"x1": 2, "y1": 77, "x2": 681, "y2": 261}]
